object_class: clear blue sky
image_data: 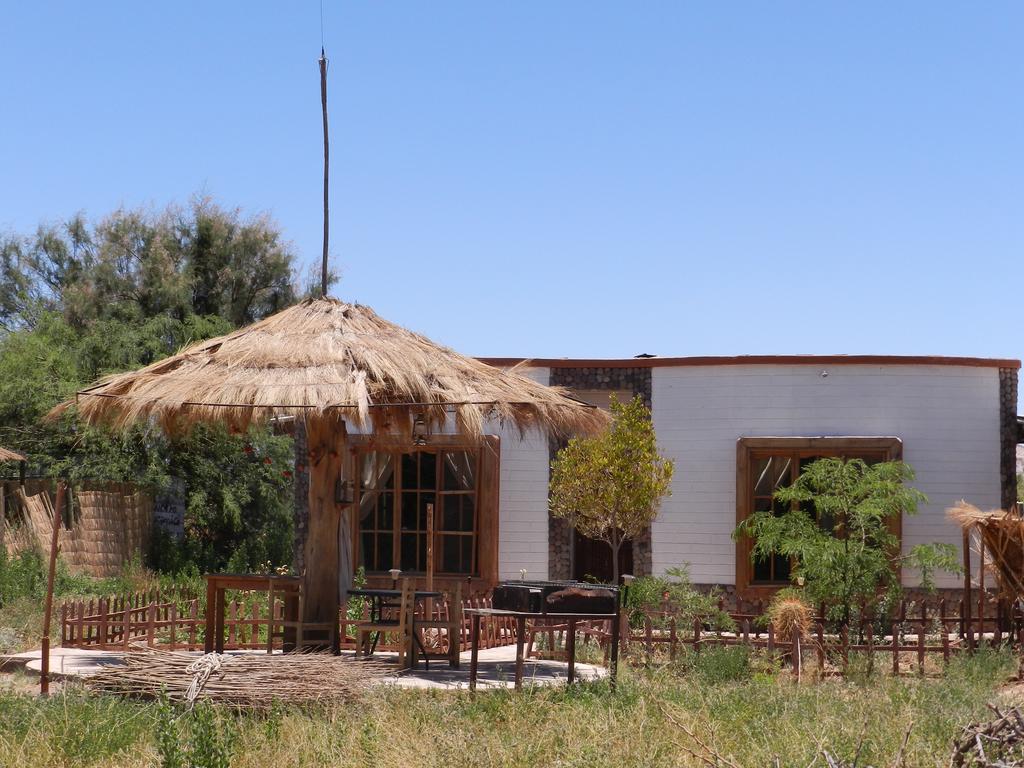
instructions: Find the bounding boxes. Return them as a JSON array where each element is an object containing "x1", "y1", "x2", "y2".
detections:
[{"x1": 1, "y1": 3, "x2": 1020, "y2": 374}]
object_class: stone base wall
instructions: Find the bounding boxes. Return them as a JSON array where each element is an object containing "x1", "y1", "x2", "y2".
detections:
[{"x1": 1000, "y1": 367, "x2": 1019, "y2": 511}]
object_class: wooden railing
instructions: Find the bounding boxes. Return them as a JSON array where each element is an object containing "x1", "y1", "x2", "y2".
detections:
[
  {"x1": 614, "y1": 594, "x2": 1024, "y2": 676},
  {"x1": 62, "y1": 591, "x2": 522, "y2": 654}
]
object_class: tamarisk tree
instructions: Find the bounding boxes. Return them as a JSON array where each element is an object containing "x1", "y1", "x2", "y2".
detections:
[{"x1": 550, "y1": 394, "x2": 674, "y2": 583}]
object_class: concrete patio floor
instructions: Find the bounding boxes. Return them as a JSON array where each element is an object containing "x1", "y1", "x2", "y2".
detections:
[{"x1": 1, "y1": 645, "x2": 607, "y2": 690}]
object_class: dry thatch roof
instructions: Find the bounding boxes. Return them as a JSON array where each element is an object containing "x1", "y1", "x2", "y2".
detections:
[
  {"x1": 0, "y1": 446, "x2": 25, "y2": 463},
  {"x1": 948, "y1": 501, "x2": 1024, "y2": 601},
  {"x1": 54, "y1": 297, "x2": 606, "y2": 439}
]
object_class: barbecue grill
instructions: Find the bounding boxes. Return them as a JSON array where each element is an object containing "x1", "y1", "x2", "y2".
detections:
[{"x1": 491, "y1": 580, "x2": 620, "y2": 615}]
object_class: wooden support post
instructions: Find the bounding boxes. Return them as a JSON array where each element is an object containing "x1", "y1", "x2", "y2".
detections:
[
  {"x1": 147, "y1": 602, "x2": 156, "y2": 648},
  {"x1": 892, "y1": 622, "x2": 900, "y2": 676},
  {"x1": 469, "y1": 613, "x2": 481, "y2": 692},
  {"x1": 566, "y1": 618, "x2": 577, "y2": 684},
  {"x1": 514, "y1": 616, "x2": 526, "y2": 690},
  {"x1": 204, "y1": 579, "x2": 216, "y2": 653},
  {"x1": 41, "y1": 482, "x2": 65, "y2": 696},
  {"x1": 963, "y1": 528, "x2": 973, "y2": 651},
  {"x1": 303, "y1": 418, "x2": 345, "y2": 637}
]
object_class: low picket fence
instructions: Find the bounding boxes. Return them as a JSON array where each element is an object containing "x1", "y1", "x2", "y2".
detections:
[{"x1": 61, "y1": 590, "x2": 521, "y2": 654}]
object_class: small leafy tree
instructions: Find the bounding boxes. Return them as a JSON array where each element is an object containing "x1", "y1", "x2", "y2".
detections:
[
  {"x1": 733, "y1": 458, "x2": 960, "y2": 625},
  {"x1": 549, "y1": 394, "x2": 674, "y2": 583}
]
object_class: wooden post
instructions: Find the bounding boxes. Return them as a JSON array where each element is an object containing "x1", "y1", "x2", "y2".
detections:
[
  {"x1": 204, "y1": 578, "x2": 216, "y2": 653},
  {"x1": 425, "y1": 501, "x2": 435, "y2": 628},
  {"x1": 303, "y1": 418, "x2": 344, "y2": 632},
  {"x1": 566, "y1": 618, "x2": 577, "y2": 684},
  {"x1": 41, "y1": 481, "x2": 65, "y2": 696},
  {"x1": 469, "y1": 613, "x2": 481, "y2": 692},
  {"x1": 514, "y1": 616, "x2": 526, "y2": 691},
  {"x1": 963, "y1": 528, "x2": 973, "y2": 650},
  {"x1": 892, "y1": 621, "x2": 900, "y2": 676}
]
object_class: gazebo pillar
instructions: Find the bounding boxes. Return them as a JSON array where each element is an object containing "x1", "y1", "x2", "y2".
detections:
[{"x1": 302, "y1": 417, "x2": 349, "y2": 633}]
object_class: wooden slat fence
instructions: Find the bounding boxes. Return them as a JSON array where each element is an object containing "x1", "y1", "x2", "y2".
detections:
[
  {"x1": 339, "y1": 595, "x2": 519, "y2": 654},
  {"x1": 63, "y1": 591, "x2": 522, "y2": 654},
  {"x1": 615, "y1": 593, "x2": 1024, "y2": 676}
]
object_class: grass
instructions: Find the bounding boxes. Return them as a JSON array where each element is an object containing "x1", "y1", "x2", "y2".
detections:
[{"x1": 0, "y1": 648, "x2": 1016, "y2": 767}]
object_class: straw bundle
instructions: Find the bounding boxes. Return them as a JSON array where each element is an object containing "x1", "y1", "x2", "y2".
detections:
[
  {"x1": 86, "y1": 649, "x2": 394, "y2": 708},
  {"x1": 0, "y1": 446, "x2": 24, "y2": 463},
  {"x1": 948, "y1": 502, "x2": 1024, "y2": 600},
  {"x1": 51, "y1": 297, "x2": 607, "y2": 439},
  {"x1": 16, "y1": 486, "x2": 152, "y2": 576}
]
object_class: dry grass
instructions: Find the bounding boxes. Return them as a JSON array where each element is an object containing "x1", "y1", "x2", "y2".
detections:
[
  {"x1": 0, "y1": 648, "x2": 1015, "y2": 768},
  {"x1": 51, "y1": 297, "x2": 607, "y2": 440}
]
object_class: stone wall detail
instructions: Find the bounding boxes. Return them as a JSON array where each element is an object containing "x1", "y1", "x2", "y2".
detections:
[
  {"x1": 1000, "y1": 367, "x2": 1020, "y2": 511},
  {"x1": 548, "y1": 365, "x2": 654, "y2": 580}
]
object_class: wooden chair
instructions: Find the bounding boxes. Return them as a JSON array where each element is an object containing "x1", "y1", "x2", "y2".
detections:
[
  {"x1": 356, "y1": 579, "x2": 415, "y2": 667},
  {"x1": 412, "y1": 582, "x2": 464, "y2": 669}
]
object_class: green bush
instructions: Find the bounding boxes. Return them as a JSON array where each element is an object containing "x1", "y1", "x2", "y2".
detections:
[{"x1": 624, "y1": 566, "x2": 733, "y2": 631}]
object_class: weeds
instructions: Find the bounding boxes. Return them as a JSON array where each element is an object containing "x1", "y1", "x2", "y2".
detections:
[{"x1": 0, "y1": 649, "x2": 1014, "y2": 767}]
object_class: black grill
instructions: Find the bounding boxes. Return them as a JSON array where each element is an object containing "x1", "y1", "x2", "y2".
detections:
[{"x1": 492, "y1": 580, "x2": 619, "y2": 615}]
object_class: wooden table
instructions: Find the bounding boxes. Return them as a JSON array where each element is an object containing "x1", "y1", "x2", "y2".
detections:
[
  {"x1": 464, "y1": 608, "x2": 621, "y2": 691},
  {"x1": 204, "y1": 573, "x2": 301, "y2": 653},
  {"x1": 347, "y1": 588, "x2": 444, "y2": 666}
]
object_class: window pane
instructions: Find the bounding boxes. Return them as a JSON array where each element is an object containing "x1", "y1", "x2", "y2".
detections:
[
  {"x1": 420, "y1": 452, "x2": 437, "y2": 490},
  {"x1": 460, "y1": 495, "x2": 475, "y2": 532},
  {"x1": 461, "y1": 536, "x2": 473, "y2": 573},
  {"x1": 377, "y1": 534, "x2": 393, "y2": 570},
  {"x1": 361, "y1": 452, "x2": 395, "y2": 489},
  {"x1": 400, "y1": 534, "x2": 418, "y2": 571},
  {"x1": 442, "y1": 535, "x2": 460, "y2": 573},
  {"x1": 753, "y1": 556, "x2": 772, "y2": 582},
  {"x1": 380, "y1": 493, "x2": 393, "y2": 529},
  {"x1": 443, "y1": 497, "x2": 459, "y2": 531},
  {"x1": 753, "y1": 456, "x2": 791, "y2": 496},
  {"x1": 443, "y1": 451, "x2": 475, "y2": 491},
  {"x1": 401, "y1": 453, "x2": 418, "y2": 490},
  {"x1": 401, "y1": 493, "x2": 418, "y2": 530},
  {"x1": 360, "y1": 532, "x2": 375, "y2": 569}
]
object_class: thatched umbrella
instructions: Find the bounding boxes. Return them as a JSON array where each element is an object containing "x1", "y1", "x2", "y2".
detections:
[{"x1": 53, "y1": 297, "x2": 606, "y2": 626}]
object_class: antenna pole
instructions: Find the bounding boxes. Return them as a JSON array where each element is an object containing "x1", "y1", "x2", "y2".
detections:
[{"x1": 319, "y1": 48, "x2": 330, "y2": 297}]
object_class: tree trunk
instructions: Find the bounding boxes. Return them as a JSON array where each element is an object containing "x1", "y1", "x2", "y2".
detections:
[{"x1": 303, "y1": 418, "x2": 346, "y2": 625}]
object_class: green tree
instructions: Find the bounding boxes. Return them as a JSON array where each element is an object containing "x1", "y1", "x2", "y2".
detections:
[
  {"x1": 0, "y1": 199, "x2": 298, "y2": 333},
  {"x1": 0, "y1": 197, "x2": 307, "y2": 574},
  {"x1": 733, "y1": 458, "x2": 960, "y2": 625},
  {"x1": 549, "y1": 395, "x2": 675, "y2": 583}
]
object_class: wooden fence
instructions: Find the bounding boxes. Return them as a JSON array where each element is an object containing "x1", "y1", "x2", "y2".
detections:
[
  {"x1": 62, "y1": 591, "x2": 521, "y2": 654},
  {"x1": 616, "y1": 594, "x2": 1024, "y2": 676}
]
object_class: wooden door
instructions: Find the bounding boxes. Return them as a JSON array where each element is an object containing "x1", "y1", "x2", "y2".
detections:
[{"x1": 572, "y1": 531, "x2": 632, "y2": 585}]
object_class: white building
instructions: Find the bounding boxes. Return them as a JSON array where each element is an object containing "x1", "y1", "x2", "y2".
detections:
[{"x1": 351, "y1": 355, "x2": 1020, "y2": 597}]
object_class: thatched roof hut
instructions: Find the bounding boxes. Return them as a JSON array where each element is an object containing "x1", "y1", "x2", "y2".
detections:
[
  {"x1": 56, "y1": 298, "x2": 604, "y2": 439},
  {"x1": 948, "y1": 502, "x2": 1024, "y2": 601},
  {"x1": 55, "y1": 297, "x2": 606, "y2": 630}
]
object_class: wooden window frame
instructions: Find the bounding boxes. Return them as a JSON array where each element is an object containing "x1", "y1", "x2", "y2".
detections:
[
  {"x1": 349, "y1": 434, "x2": 500, "y2": 586},
  {"x1": 735, "y1": 436, "x2": 903, "y2": 598}
]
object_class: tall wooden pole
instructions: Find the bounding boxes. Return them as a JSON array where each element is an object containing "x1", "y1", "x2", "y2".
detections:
[
  {"x1": 318, "y1": 49, "x2": 330, "y2": 297},
  {"x1": 41, "y1": 481, "x2": 65, "y2": 696}
]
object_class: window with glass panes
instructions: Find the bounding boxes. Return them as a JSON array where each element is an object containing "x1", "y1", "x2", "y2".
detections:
[
  {"x1": 357, "y1": 448, "x2": 480, "y2": 575},
  {"x1": 736, "y1": 437, "x2": 902, "y2": 591}
]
